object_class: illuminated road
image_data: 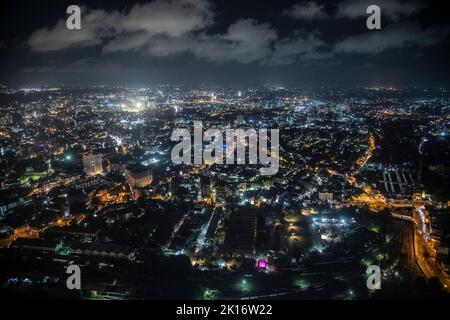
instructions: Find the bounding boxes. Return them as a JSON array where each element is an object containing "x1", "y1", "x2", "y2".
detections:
[
  {"x1": 413, "y1": 208, "x2": 450, "y2": 291},
  {"x1": 330, "y1": 130, "x2": 450, "y2": 291},
  {"x1": 396, "y1": 220, "x2": 419, "y2": 276}
]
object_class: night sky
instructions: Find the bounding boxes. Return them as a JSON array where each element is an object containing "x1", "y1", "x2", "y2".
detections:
[{"x1": 0, "y1": 0, "x2": 449, "y2": 87}]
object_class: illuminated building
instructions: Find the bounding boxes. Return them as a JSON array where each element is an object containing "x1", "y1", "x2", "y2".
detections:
[
  {"x1": 319, "y1": 192, "x2": 333, "y2": 203},
  {"x1": 0, "y1": 114, "x2": 13, "y2": 127},
  {"x1": 235, "y1": 115, "x2": 245, "y2": 126},
  {"x1": 82, "y1": 152, "x2": 103, "y2": 175},
  {"x1": 212, "y1": 180, "x2": 229, "y2": 205},
  {"x1": 200, "y1": 176, "x2": 211, "y2": 198},
  {"x1": 126, "y1": 165, "x2": 152, "y2": 188}
]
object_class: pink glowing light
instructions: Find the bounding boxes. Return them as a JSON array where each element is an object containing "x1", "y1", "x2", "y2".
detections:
[{"x1": 258, "y1": 259, "x2": 267, "y2": 269}]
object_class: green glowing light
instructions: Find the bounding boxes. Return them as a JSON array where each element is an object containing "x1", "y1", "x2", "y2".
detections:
[
  {"x1": 368, "y1": 222, "x2": 380, "y2": 234},
  {"x1": 202, "y1": 288, "x2": 218, "y2": 300},
  {"x1": 55, "y1": 240, "x2": 72, "y2": 256},
  {"x1": 294, "y1": 278, "x2": 310, "y2": 290},
  {"x1": 236, "y1": 279, "x2": 252, "y2": 293},
  {"x1": 361, "y1": 258, "x2": 374, "y2": 267}
]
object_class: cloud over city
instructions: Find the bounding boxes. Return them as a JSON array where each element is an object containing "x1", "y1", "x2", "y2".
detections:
[{"x1": 25, "y1": 0, "x2": 450, "y2": 67}]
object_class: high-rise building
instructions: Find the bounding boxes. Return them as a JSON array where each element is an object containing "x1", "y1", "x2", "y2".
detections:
[
  {"x1": 82, "y1": 153, "x2": 103, "y2": 175},
  {"x1": 0, "y1": 114, "x2": 13, "y2": 127},
  {"x1": 319, "y1": 192, "x2": 333, "y2": 203},
  {"x1": 235, "y1": 115, "x2": 245, "y2": 126},
  {"x1": 126, "y1": 165, "x2": 152, "y2": 188},
  {"x1": 212, "y1": 180, "x2": 228, "y2": 205},
  {"x1": 200, "y1": 176, "x2": 211, "y2": 198}
]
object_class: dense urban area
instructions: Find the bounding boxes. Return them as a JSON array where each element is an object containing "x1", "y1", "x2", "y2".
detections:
[{"x1": 1, "y1": 85, "x2": 449, "y2": 299}]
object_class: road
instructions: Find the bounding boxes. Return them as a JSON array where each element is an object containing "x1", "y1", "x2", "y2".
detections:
[
  {"x1": 413, "y1": 208, "x2": 450, "y2": 291},
  {"x1": 336, "y1": 131, "x2": 450, "y2": 292},
  {"x1": 396, "y1": 220, "x2": 418, "y2": 276}
]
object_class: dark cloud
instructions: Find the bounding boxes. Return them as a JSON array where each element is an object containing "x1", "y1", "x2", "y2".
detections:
[
  {"x1": 0, "y1": 0, "x2": 447, "y2": 86},
  {"x1": 283, "y1": 2, "x2": 327, "y2": 20},
  {"x1": 335, "y1": 23, "x2": 450, "y2": 54},
  {"x1": 337, "y1": 0, "x2": 425, "y2": 20},
  {"x1": 27, "y1": 0, "x2": 332, "y2": 66},
  {"x1": 23, "y1": 0, "x2": 450, "y2": 67},
  {"x1": 28, "y1": 0, "x2": 214, "y2": 52},
  {"x1": 143, "y1": 19, "x2": 278, "y2": 64},
  {"x1": 264, "y1": 31, "x2": 328, "y2": 65}
]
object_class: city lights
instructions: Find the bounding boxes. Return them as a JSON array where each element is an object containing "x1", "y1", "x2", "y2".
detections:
[{"x1": 0, "y1": 0, "x2": 449, "y2": 304}]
